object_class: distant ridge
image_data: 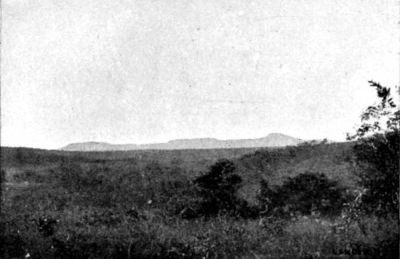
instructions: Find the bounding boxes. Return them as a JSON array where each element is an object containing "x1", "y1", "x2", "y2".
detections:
[{"x1": 61, "y1": 133, "x2": 304, "y2": 151}]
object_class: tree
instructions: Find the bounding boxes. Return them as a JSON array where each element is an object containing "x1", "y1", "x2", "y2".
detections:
[
  {"x1": 348, "y1": 80, "x2": 399, "y2": 215},
  {"x1": 348, "y1": 81, "x2": 399, "y2": 139},
  {"x1": 194, "y1": 159, "x2": 242, "y2": 216}
]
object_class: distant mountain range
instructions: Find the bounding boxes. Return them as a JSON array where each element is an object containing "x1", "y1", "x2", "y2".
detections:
[{"x1": 61, "y1": 133, "x2": 304, "y2": 151}]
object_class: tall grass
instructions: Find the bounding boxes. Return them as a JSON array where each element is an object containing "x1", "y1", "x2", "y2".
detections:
[{"x1": 1, "y1": 145, "x2": 398, "y2": 258}]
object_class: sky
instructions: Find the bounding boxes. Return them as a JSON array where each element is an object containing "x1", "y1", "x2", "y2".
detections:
[{"x1": 1, "y1": 0, "x2": 399, "y2": 149}]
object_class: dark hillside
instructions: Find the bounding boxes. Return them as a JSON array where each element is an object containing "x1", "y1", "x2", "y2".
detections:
[
  {"x1": 1, "y1": 142, "x2": 357, "y2": 206},
  {"x1": 2, "y1": 142, "x2": 354, "y2": 183},
  {"x1": 234, "y1": 142, "x2": 357, "y2": 202}
]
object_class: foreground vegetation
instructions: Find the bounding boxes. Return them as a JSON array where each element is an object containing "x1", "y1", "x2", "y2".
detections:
[
  {"x1": 1, "y1": 140, "x2": 397, "y2": 258},
  {"x1": 1, "y1": 81, "x2": 398, "y2": 258}
]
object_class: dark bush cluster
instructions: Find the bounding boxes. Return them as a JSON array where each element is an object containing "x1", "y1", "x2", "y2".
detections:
[
  {"x1": 192, "y1": 161, "x2": 347, "y2": 219},
  {"x1": 258, "y1": 172, "x2": 348, "y2": 217},
  {"x1": 353, "y1": 130, "x2": 399, "y2": 215},
  {"x1": 194, "y1": 159, "x2": 242, "y2": 216},
  {"x1": 193, "y1": 159, "x2": 258, "y2": 218}
]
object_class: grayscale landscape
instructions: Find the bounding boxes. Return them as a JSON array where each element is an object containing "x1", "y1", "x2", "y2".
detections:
[{"x1": 1, "y1": 0, "x2": 398, "y2": 258}]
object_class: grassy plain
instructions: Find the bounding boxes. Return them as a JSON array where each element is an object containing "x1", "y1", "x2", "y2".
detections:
[{"x1": 1, "y1": 142, "x2": 398, "y2": 258}]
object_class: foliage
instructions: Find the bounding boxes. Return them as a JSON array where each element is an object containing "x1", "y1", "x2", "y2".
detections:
[
  {"x1": 353, "y1": 130, "x2": 399, "y2": 215},
  {"x1": 194, "y1": 159, "x2": 247, "y2": 217},
  {"x1": 348, "y1": 81, "x2": 399, "y2": 139},
  {"x1": 348, "y1": 81, "x2": 400, "y2": 215},
  {"x1": 258, "y1": 172, "x2": 348, "y2": 216},
  {"x1": 3, "y1": 205, "x2": 398, "y2": 258}
]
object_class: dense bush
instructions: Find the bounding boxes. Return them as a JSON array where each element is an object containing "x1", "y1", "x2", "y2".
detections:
[
  {"x1": 353, "y1": 130, "x2": 399, "y2": 215},
  {"x1": 258, "y1": 172, "x2": 347, "y2": 216},
  {"x1": 194, "y1": 159, "x2": 256, "y2": 217},
  {"x1": 194, "y1": 159, "x2": 239, "y2": 216}
]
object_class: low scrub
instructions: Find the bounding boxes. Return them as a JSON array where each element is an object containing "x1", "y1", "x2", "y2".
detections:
[{"x1": 258, "y1": 172, "x2": 348, "y2": 217}]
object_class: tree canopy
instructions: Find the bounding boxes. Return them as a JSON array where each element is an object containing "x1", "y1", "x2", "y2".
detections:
[{"x1": 349, "y1": 81, "x2": 399, "y2": 215}]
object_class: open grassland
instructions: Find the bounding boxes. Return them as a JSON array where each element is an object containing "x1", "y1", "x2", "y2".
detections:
[{"x1": 1, "y1": 142, "x2": 398, "y2": 258}]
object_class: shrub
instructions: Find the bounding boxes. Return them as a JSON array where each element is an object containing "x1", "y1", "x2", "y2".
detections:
[
  {"x1": 194, "y1": 159, "x2": 244, "y2": 217},
  {"x1": 353, "y1": 130, "x2": 399, "y2": 215},
  {"x1": 258, "y1": 172, "x2": 347, "y2": 216}
]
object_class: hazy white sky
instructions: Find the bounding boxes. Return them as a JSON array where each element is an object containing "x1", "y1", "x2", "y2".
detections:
[{"x1": 2, "y1": 0, "x2": 399, "y2": 149}]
